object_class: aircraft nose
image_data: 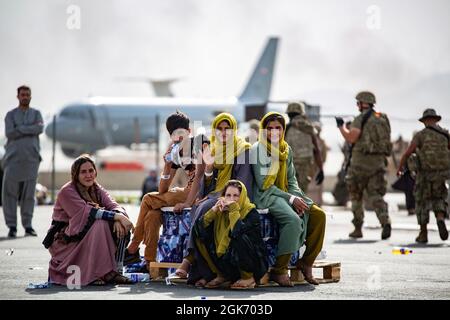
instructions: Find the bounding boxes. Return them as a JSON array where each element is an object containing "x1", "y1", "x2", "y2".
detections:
[{"x1": 45, "y1": 121, "x2": 54, "y2": 138}]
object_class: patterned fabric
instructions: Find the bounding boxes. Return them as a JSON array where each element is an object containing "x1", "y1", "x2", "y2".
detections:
[
  {"x1": 345, "y1": 168, "x2": 389, "y2": 226},
  {"x1": 89, "y1": 208, "x2": 115, "y2": 221},
  {"x1": 285, "y1": 114, "x2": 315, "y2": 159},
  {"x1": 157, "y1": 209, "x2": 191, "y2": 262},
  {"x1": 352, "y1": 109, "x2": 392, "y2": 156},
  {"x1": 413, "y1": 125, "x2": 450, "y2": 171},
  {"x1": 414, "y1": 170, "x2": 449, "y2": 225}
]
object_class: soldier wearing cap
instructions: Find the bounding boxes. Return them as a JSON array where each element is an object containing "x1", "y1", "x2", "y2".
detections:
[
  {"x1": 397, "y1": 108, "x2": 449, "y2": 243},
  {"x1": 335, "y1": 91, "x2": 393, "y2": 240},
  {"x1": 285, "y1": 102, "x2": 324, "y2": 194}
]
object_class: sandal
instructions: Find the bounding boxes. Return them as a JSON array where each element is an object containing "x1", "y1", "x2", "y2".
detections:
[
  {"x1": 230, "y1": 279, "x2": 256, "y2": 290},
  {"x1": 269, "y1": 273, "x2": 294, "y2": 287},
  {"x1": 296, "y1": 261, "x2": 319, "y2": 285},
  {"x1": 204, "y1": 276, "x2": 227, "y2": 289},
  {"x1": 195, "y1": 278, "x2": 207, "y2": 288}
]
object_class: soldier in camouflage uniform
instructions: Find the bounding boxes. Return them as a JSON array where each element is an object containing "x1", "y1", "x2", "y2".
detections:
[
  {"x1": 285, "y1": 102, "x2": 324, "y2": 193},
  {"x1": 397, "y1": 109, "x2": 449, "y2": 243},
  {"x1": 335, "y1": 91, "x2": 392, "y2": 240}
]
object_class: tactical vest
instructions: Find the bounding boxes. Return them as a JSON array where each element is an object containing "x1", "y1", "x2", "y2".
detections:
[
  {"x1": 354, "y1": 111, "x2": 392, "y2": 156},
  {"x1": 416, "y1": 127, "x2": 450, "y2": 171},
  {"x1": 285, "y1": 123, "x2": 314, "y2": 159}
]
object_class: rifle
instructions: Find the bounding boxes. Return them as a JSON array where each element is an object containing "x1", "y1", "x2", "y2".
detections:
[{"x1": 343, "y1": 109, "x2": 374, "y2": 174}]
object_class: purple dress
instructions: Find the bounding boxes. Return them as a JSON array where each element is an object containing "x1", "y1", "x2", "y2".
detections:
[{"x1": 47, "y1": 182, "x2": 126, "y2": 286}]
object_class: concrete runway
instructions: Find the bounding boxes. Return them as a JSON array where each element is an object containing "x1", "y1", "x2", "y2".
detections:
[{"x1": 1, "y1": 193, "x2": 449, "y2": 300}]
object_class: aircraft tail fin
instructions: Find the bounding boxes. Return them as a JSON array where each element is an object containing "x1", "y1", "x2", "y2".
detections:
[
  {"x1": 149, "y1": 79, "x2": 179, "y2": 97},
  {"x1": 239, "y1": 37, "x2": 278, "y2": 104}
]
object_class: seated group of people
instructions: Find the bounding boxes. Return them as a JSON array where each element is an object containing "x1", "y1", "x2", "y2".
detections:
[{"x1": 44, "y1": 110, "x2": 327, "y2": 289}]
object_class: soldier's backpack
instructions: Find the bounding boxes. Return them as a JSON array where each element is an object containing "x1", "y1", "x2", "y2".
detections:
[
  {"x1": 417, "y1": 126, "x2": 450, "y2": 171},
  {"x1": 285, "y1": 117, "x2": 314, "y2": 159},
  {"x1": 358, "y1": 110, "x2": 393, "y2": 156}
]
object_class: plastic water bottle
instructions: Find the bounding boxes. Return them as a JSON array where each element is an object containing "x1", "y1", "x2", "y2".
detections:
[
  {"x1": 392, "y1": 247, "x2": 413, "y2": 255},
  {"x1": 27, "y1": 282, "x2": 51, "y2": 289},
  {"x1": 123, "y1": 273, "x2": 150, "y2": 283},
  {"x1": 165, "y1": 143, "x2": 180, "y2": 164}
]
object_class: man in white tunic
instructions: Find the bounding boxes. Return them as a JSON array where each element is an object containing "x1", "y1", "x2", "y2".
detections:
[{"x1": 2, "y1": 85, "x2": 43, "y2": 238}]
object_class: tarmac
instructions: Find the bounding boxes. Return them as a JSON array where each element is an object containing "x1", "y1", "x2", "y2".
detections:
[{"x1": 0, "y1": 192, "x2": 449, "y2": 300}]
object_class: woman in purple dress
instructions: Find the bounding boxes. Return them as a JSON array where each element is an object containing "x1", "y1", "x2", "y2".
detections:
[{"x1": 45, "y1": 154, "x2": 135, "y2": 286}]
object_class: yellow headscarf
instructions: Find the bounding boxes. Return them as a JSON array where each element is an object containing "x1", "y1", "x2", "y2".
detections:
[
  {"x1": 214, "y1": 180, "x2": 256, "y2": 257},
  {"x1": 210, "y1": 113, "x2": 251, "y2": 193},
  {"x1": 259, "y1": 112, "x2": 290, "y2": 191}
]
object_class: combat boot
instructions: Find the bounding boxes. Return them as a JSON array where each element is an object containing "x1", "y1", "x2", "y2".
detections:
[
  {"x1": 415, "y1": 224, "x2": 428, "y2": 243},
  {"x1": 380, "y1": 216, "x2": 391, "y2": 240},
  {"x1": 349, "y1": 224, "x2": 363, "y2": 238},
  {"x1": 381, "y1": 223, "x2": 391, "y2": 240},
  {"x1": 437, "y1": 219, "x2": 448, "y2": 241}
]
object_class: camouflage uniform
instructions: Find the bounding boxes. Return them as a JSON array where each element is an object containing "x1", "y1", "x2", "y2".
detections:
[
  {"x1": 285, "y1": 114, "x2": 316, "y2": 193},
  {"x1": 412, "y1": 125, "x2": 450, "y2": 225},
  {"x1": 345, "y1": 109, "x2": 391, "y2": 228}
]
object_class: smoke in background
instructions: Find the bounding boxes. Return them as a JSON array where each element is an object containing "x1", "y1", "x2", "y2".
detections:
[{"x1": 0, "y1": 0, "x2": 449, "y2": 173}]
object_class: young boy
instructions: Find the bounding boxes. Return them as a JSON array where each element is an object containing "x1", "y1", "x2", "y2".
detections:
[{"x1": 125, "y1": 111, "x2": 208, "y2": 268}]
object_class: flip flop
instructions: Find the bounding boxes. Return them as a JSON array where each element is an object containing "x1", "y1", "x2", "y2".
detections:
[
  {"x1": 269, "y1": 273, "x2": 294, "y2": 287},
  {"x1": 195, "y1": 279, "x2": 207, "y2": 288},
  {"x1": 204, "y1": 277, "x2": 227, "y2": 289},
  {"x1": 230, "y1": 280, "x2": 256, "y2": 290}
]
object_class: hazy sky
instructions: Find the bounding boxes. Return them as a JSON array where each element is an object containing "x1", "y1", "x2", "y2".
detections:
[{"x1": 1, "y1": 0, "x2": 449, "y2": 172}]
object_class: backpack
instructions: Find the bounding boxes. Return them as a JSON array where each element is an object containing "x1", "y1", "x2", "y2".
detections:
[
  {"x1": 285, "y1": 117, "x2": 314, "y2": 159},
  {"x1": 358, "y1": 111, "x2": 392, "y2": 156},
  {"x1": 416, "y1": 127, "x2": 450, "y2": 171}
]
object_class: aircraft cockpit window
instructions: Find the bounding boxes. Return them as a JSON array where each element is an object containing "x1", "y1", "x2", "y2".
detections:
[{"x1": 60, "y1": 107, "x2": 88, "y2": 119}]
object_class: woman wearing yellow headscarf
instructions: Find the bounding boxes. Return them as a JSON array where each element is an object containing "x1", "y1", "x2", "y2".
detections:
[
  {"x1": 188, "y1": 180, "x2": 268, "y2": 289},
  {"x1": 176, "y1": 113, "x2": 254, "y2": 278},
  {"x1": 251, "y1": 112, "x2": 327, "y2": 286},
  {"x1": 207, "y1": 112, "x2": 252, "y2": 193}
]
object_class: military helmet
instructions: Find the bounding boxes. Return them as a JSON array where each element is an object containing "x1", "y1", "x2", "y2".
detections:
[
  {"x1": 286, "y1": 101, "x2": 305, "y2": 115},
  {"x1": 355, "y1": 91, "x2": 376, "y2": 104}
]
